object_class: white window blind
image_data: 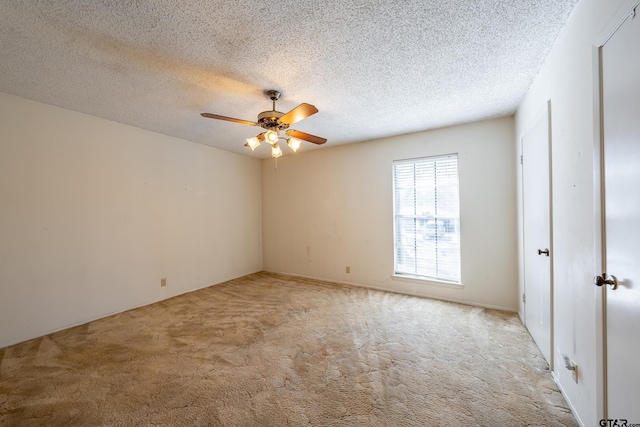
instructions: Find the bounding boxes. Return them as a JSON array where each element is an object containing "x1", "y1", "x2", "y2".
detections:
[{"x1": 393, "y1": 154, "x2": 461, "y2": 283}]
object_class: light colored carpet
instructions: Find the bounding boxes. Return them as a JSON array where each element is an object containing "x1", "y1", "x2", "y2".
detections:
[{"x1": 0, "y1": 272, "x2": 577, "y2": 426}]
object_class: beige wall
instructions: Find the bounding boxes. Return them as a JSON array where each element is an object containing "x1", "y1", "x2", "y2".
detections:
[
  {"x1": 0, "y1": 92, "x2": 263, "y2": 348},
  {"x1": 515, "y1": 0, "x2": 633, "y2": 424},
  {"x1": 262, "y1": 116, "x2": 518, "y2": 311}
]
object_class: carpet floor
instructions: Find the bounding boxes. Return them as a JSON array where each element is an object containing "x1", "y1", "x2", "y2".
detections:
[{"x1": 0, "y1": 272, "x2": 577, "y2": 426}]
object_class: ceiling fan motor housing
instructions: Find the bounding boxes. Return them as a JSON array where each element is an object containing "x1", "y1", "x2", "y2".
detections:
[{"x1": 257, "y1": 110, "x2": 289, "y2": 130}]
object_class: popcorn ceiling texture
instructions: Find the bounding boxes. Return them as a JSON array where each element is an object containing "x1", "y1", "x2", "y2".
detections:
[
  {"x1": 0, "y1": 1, "x2": 579, "y2": 157},
  {"x1": 0, "y1": 272, "x2": 578, "y2": 426}
]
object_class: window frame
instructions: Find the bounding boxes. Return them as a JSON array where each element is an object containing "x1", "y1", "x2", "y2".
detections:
[{"x1": 392, "y1": 153, "x2": 462, "y2": 285}]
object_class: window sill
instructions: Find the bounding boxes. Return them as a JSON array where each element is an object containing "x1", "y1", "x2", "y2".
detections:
[{"x1": 391, "y1": 274, "x2": 464, "y2": 289}]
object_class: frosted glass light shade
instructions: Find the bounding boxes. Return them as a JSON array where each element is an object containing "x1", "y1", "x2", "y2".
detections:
[
  {"x1": 287, "y1": 137, "x2": 301, "y2": 152},
  {"x1": 246, "y1": 136, "x2": 262, "y2": 151},
  {"x1": 265, "y1": 130, "x2": 279, "y2": 143},
  {"x1": 271, "y1": 143, "x2": 283, "y2": 158}
]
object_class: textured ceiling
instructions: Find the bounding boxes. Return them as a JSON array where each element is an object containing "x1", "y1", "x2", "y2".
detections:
[{"x1": 0, "y1": 1, "x2": 579, "y2": 158}]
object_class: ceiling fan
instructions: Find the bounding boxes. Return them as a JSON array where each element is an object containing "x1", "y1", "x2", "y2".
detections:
[{"x1": 201, "y1": 90, "x2": 326, "y2": 158}]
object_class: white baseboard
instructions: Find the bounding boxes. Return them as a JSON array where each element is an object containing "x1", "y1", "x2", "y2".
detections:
[
  {"x1": 2, "y1": 269, "x2": 261, "y2": 349},
  {"x1": 552, "y1": 371, "x2": 585, "y2": 427},
  {"x1": 274, "y1": 270, "x2": 517, "y2": 313}
]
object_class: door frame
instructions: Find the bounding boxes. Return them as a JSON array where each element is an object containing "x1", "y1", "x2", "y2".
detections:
[
  {"x1": 592, "y1": 0, "x2": 640, "y2": 419},
  {"x1": 520, "y1": 100, "x2": 554, "y2": 370}
]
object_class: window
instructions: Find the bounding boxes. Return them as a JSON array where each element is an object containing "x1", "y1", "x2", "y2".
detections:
[{"x1": 393, "y1": 154, "x2": 461, "y2": 283}]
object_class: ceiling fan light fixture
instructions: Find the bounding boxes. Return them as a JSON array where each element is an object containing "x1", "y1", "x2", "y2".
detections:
[
  {"x1": 287, "y1": 137, "x2": 302, "y2": 152},
  {"x1": 265, "y1": 130, "x2": 279, "y2": 144},
  {"x1": 271, "y1": 143, "x2": 283, "y2": 158}
]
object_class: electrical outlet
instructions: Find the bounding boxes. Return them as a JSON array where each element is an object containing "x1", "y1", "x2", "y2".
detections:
[
  {"x1": 346, "y1": 266, "x2": 350, "y2": 274},
  {"x1": 161, "y1": 278, "x2": 167, "y2": 287}
]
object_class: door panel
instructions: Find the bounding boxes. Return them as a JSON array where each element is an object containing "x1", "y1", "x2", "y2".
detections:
[
  {"x1": 602, "y1": 8, "x2": 640, "y2": 420},
  {"x1": 522, "y1": 107, "x2": 552, "y2": 363}
]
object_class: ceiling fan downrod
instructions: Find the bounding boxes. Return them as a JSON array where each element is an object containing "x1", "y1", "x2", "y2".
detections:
[{"x1": 265, "y1": 89, "x2": 281, "y2": 111}]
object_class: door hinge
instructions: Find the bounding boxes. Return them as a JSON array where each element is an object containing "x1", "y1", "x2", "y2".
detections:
[
  {"x1": 522, "y1": 293, "x2": 526, "y2": 303},
  {"x1": 520, "y1": 155, "x2": 523, "y2": 165}
]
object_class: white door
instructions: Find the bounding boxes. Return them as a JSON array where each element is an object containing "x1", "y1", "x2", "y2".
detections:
[
  {"x1": 522, "y1": 106, "x2": 552, "y2": 364},
  {"x1": 600, "y1": 5, "x2": 640, "y2": 420}
]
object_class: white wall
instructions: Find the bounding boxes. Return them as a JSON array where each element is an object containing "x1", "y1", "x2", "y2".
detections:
[
  {"x1": 262, "y1": 117, "x2": 518, "y2": 311},
  {"x1": 0, "y1": 92, "x2": 262, "y2": 348},
  {"x1": 515, "y1": 0, "x2": 632, "y2": 424}
]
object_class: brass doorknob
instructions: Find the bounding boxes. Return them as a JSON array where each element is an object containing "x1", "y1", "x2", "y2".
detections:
[{"x1": 593, "y1": 273, "x2": 618, "y2": 290}]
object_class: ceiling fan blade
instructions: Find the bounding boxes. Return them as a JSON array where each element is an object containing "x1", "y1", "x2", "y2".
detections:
[
  {"x1": 201, "y1": 113, "x2": 257, "y2": 126},
  {"x1": 279, "y1": 103, "x2": 318, "y2": 126},
  {"x1": 286, "y1": 129, "x2": 327, "y2": 145}
]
